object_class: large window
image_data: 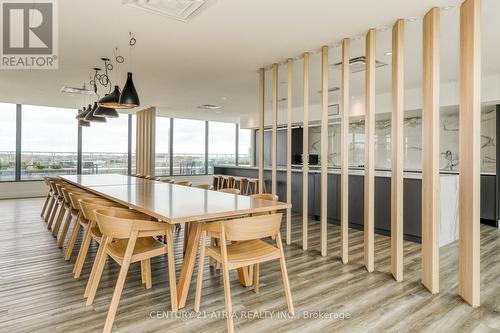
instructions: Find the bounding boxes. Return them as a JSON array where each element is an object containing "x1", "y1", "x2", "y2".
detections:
[
  {"x1": 173, "y1": 118, "x2": 205, "y2": 175},
  {"x1": 208, "y1": 121, "x2": 236, "y2": 173},
  {"x1": 131, "y1": 114, "x2": 136, "y2": 174},
  {"x1": 21, "y1": 105, "x2": 78, "y2": 180},
  {"x1": 155, "y1": 117, "x2": 170, "y2": 176},
  {"x1": 0, "y1": 103, "x2": 17, "y2": 181},
  {"x1": 238, "y1": 128, "x2": 252, "y2": 166},
  {"x1": 82, "y1": 115, "x2": 128, "y2": 175}
]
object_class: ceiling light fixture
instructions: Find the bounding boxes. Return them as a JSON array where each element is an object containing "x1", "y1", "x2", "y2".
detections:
[
  {"x1": 385, "y1": 52, "x2": 392, "y2": 56},
  {"x1": 197, "y1": 104, "x2": 222, "y2": 110},
  {"x1": 84, "y1": 102, "x2": 107, "y2": 123},
  {"x1": 118, "y1": 72, "x2": 140, "y2": 107}
]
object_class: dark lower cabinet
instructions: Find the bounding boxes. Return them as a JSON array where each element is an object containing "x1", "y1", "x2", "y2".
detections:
[{"x1": 214, "y1": 166, "x2": 496, "y2": 243}]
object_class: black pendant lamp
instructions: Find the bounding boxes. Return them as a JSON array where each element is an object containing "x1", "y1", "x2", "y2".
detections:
[
  {"x1": 98, "y1": 85, "x2": 130, "y2": 109},
  {"x1": 94, "y1": 104, "x2": 119, "y2": 118},
  {"x1": 119, "y1": 72, "x2": 140, "y2": 108},
  {"x1": 84, "y1": 102, "x2": 107, "y2": 123}
]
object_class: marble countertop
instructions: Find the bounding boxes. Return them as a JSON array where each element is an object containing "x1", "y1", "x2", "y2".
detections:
[{"x1": 215, "y1": 165, "x2": 495, "y2": 179}]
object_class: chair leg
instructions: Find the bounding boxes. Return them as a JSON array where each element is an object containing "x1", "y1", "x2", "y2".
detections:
[
  {"x1": 57, "y1": 211, "x2": 73, "y2": 248},
  {"x1": 165, "y1": 229, "x2": 178, "y2": 311},
  {"x1": 85, "y1": 239, "x2": 109, "y2": 304},
  {"x1": 221, "y1": 259, "x2": 234, "y2": 333},
  {"x1": 253, "y1": 263, "x2": 260, "y2": 293},
  {"x1": 140, "y1": 260, "x2": 146, "y2": 285},
  {"x1": 277, "y1": 234, "x2": 294, "y2": 315},
  {"x1": 47, "y1": 202, "x2": 59, "y2": 230},
  {"x1": 73, "y1": 226, "x2": 92, "y2": 278},
  {"x1": 194, "y1": 231, "x2": 207, "y2": 312},
  {"x1": 102, "y1": 259, "x2": 131, "y2": 333},
  {"x1": 41, "y1": 194, "x2": 50, "y2": 218},
  {"x1": 51, "y1": 205, "x2": 66, "y2": 237},
  {"x1": 64, "y1": 215, "x2": 81, "y2": 261},
  {"x1": 143, "y1": 259, "x2": 152, "y2": 289},
  {"x1": 44, "y1": 196, "x2": 55, "y2": 222}
]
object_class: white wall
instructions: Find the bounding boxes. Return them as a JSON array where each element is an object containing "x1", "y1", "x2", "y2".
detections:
[{"x1": 0, "y1": 181, "x2": 47, "y2": 199}]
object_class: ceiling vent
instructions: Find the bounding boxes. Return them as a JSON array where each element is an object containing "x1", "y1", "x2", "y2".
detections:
[
  {"x1": 122, "y1": 0, "x2": 217, "y2": 22},
  {"x1": 197, "y1": 104, "x2": 221, "y2": 110},
  {"x1": 331, "y1": 56, "x2": 387, "y2": 73},
  {"x1": 60, "y1": 85, "x2": 94, "y2": 95}
]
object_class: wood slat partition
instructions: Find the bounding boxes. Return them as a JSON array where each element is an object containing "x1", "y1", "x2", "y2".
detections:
[
  {"x1": 271, "y1": 64, "x2": 278, "y2": 196},
  {"x1": 422, "y1": 7, "x2": 440, "y2": 294},
  {"x1": 286, "y1": 58, "x2": 293, "y2": 245},
  {"x1": 340, "y1": 38, "x2": 350, "y2": 263},
  {"x1": 303, "y1": 52, "x2": 310, "y2": 250},
  {"x1": 320, "y1": 46, "x2": 329, "y2": 256},
  {"x1": 135, "y1": 107, "x2": 156, "y2": 177},
  {"x1": 391, "y1": 19, "x2": 405, "y2": 282},
  {"x1": 459, "y1": 0, "x2": 481, "y2": 307},
  {"x1": 258, "y1": 68, "x2": 265, "y2": 194},
  {"x1": 364, "y1": 29, "x2": 376, "y2": 272}
]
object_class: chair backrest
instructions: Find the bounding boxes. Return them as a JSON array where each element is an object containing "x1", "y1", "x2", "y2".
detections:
[
  {"x1": 79, "y1": 198, "x2": 126, "y2": 222},
  {"x1": 222, "y1": 213, "x2": 283, "y2": 241},
  {"x1": 175, "y1": 181, "x2": 192, "y2": 187},
  {"x1": 94, "y1": 208, "x2": 159, "y2": 239},
  {"x1": 196, "y1": 184, "x2": 213, "y2": 190},
  {"x1": 68, "y1": 191, "x2": 101, "y2": 210},
  {"x1": 218, "y1": 188, "x2": 240, "y2": 195},
  {"x1": 251, "y1": 193, "x2": 278, "y2": 201},
  {"x1": 160, "y1": 178, "x2": 175, "y2": 184}
]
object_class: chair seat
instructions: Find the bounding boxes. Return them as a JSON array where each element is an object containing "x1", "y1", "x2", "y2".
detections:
[
  {"x1": 107, "y1": 237, "x2": 166, "y2": 264},
  {"x1": 206, "y1": 239, "x2": 281, "y2": 269}
]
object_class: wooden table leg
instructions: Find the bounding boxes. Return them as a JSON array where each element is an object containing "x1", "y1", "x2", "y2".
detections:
[{"x1": 177, "y1": 221, "x2": 201, "y2": 309}]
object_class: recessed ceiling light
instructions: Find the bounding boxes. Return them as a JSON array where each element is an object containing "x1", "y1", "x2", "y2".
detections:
[
  {"x1": 197, "y1": 104, "x2": 222, "y2": 110},
  {"x1": 61, "y1": 85, "x2": 94, "y2": 95},
  {"x1": 221, "y1": 96, "x2": 227, "y2": 100},
  {"x1": 385, "y1": 52, "x2": 392, "y2": 56},
  {"x1": 442, "y1": 5, "x2": 454, "y2": 10},
  {"x1": 406, "y1": 17, "x2": 417, "y2": 22}
]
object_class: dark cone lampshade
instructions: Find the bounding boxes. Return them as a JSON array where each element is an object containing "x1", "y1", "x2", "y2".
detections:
[
  {"x1": 78, "y1": 119, "x2": 90, "y2": 127},
  {"x1": 98, "y1": 86, "x2": 130, "y2": 109},
  {"x1": 94, "y1": 105, "x2": 119, "y2": 118},
  {"x1": 84, "y1": 102, "x2": 106, "y2": 123},
  {"x1": 119, "y1": 72, "x2": 140, "y2": 108}
]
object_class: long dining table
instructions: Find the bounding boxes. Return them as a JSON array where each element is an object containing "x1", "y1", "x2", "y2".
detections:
[{"x1": 59, "y1": 174, "x2": 291, "y2": 309}]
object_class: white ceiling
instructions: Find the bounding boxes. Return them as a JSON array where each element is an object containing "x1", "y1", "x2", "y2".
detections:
[{"x1": 2, "y1": 0, "x2": 496, "y2": 124}]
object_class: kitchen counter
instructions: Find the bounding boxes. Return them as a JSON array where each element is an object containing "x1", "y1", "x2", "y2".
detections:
[{"x1": 214, "y1": 165, "x2": 496, "y2": 244}]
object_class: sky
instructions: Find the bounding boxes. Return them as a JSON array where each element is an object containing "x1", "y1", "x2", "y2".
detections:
[{"x1": 0, "y1": 103, "x2": 251, "y2": 155}]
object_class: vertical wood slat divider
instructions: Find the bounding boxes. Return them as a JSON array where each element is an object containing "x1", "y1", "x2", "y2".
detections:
[
  {"x1": 258, "y1": 68, "x2": 265, "y2": 194},
  {"x1": 302, "y1": 52, "x2": 310, "y2": 250},
  {"x1": 320, "y1": 46, "x2": 329, "y2": 256},
  {"x1": 151, "y1": 108, "x2": 156, "y2": 177},
  {"x1": 422, "y1": 7, "x2": 440, "y2": 294},
  {"x1": 271, "y1": 64, "x2": 278, "y2": 196},
  {"x1": 364, "y1": 29, "x2": 376, "y2": 272},
  {"x1": 340, "y1": 38, "x2": 350, "y2": 263},
  {"x1": 459, "y1": 0, "x2": 481, "y2": 307},
  {"x1": 391, "y1": 19, "x2": 405, "y2": 282},
  {"x1": 286, "y1": 58, "x2": 293, "y2": 245}
]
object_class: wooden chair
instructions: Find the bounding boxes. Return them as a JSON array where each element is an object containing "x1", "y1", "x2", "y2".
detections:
[
  {"x1": 85, "y1": 208, "x2": 178, "y2": 333},
  {"x1": 145, "y1": 175, "x2": 159, "y2": 180},
  {"x1": 43, "y1": 178, "x2": 58, "y2": 222},
  {"x1": 218, "y1": 188, "x2": 240, "y2": 195},
  {"x1": 175, "y1": 181, "x2": 192, "y2": 187},
  {"x1": 47, "y1": 180, "x2": 66, "y2": 230},
  {"x1": 56, "y1": 186, "x2": 93, "y2": 248},
  {"x1": 73, "y1": 198, "x2": 127, "y2": 279},
  {"x1": 213, "y1": 175, "x2": 224, "y2": 190},
  {"x1": 194, "y1": 213, "x2": 293, "y2": 333},
  {"x1": 64, "y1": 191, "x2": 102, "y2": 260},
  {"x1": 195, "y1": 184, "x2": 214, "y2": 190},
  {"x1": 160, "y1": 178, "x2": 175, "y2": 184},
  {"x1": 245, "y1": 178, "x2": 267, "y2": 195},
  {"x1": 41, "y1": 176, "x2": 54, "y2": 219},
  {"x1": 234, "y1": 177, "x2": 247, "y2": 193}
]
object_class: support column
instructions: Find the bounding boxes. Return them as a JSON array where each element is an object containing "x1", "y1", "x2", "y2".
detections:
[
  {"x1": 320, "y1": 46, "x2": 329, "y2": 256},
  {"x1": 340, "y1": 39, "x2": 350, "y2": 263}
]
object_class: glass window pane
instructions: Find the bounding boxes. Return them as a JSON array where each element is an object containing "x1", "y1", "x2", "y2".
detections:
[
  {"x1": 155, "y1": 116, "x2": 170, "y2": 176},
  {"x1": 208, "y1": 121, "x2": 235, "y2": 173},
  {"x1": 131, "y1": 114, "x2": 136, "y2": 174},
  {"x1": 82, "y1": 115, "x2": 128, "y2": 175},
  {"x1": 21, "y1": 105, "x2": 78, "y2": 180},
  {"x1": 0, "y1": 103, "x2": 17, "y2": 181},
  {"x1": 238, "y1": 128, "x2": 252, "y2": 165},
  {"x1": 173, "y1": 118, "x2": 205, "y2": 175}
]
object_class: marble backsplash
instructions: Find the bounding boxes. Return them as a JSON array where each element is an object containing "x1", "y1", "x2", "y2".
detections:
[{"x1": 308, "y1": 108, "x2": 496, "y2": 173}]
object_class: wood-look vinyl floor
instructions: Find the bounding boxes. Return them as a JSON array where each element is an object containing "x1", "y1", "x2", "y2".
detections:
[{"x1": 0, "y1": 198, "x2": 498, "y2": 333}]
